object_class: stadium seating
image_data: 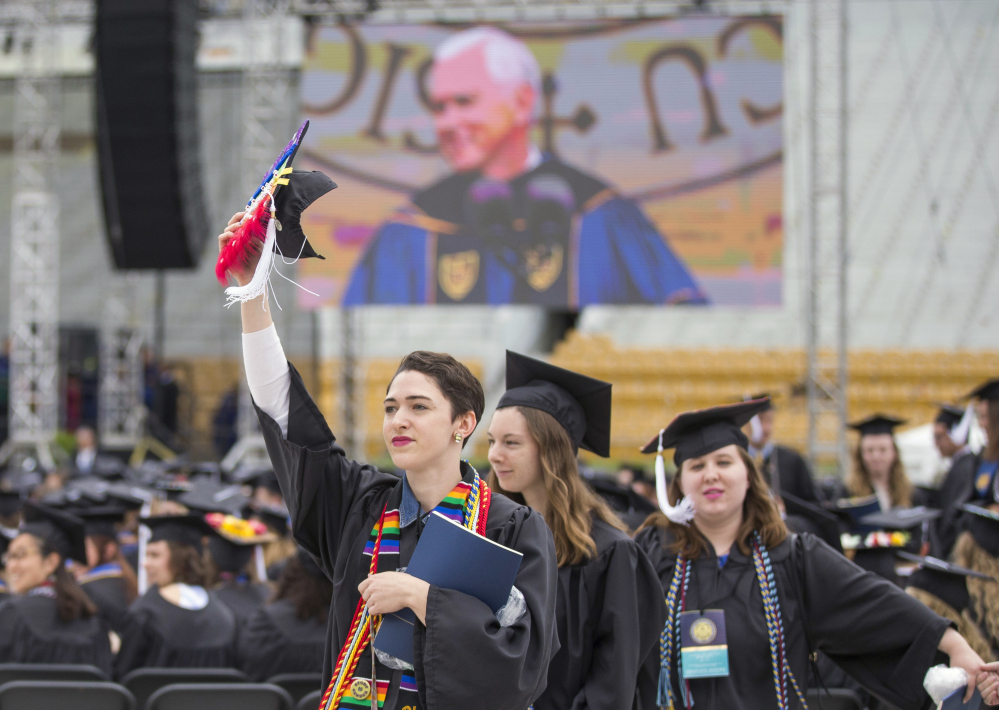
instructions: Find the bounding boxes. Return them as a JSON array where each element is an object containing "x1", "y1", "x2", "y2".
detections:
[
  {"x1": 121, "y1": 667, "x2": 250, "y2": 710},
  {"x1": 0, "y1": 680, "x2": 135, "y2": 710},
  {"x1": 0, "y1": 663, "x2": 108, "y2": 684},
  {"x1": 264, "y1": 674, "x2": 323, "y2": 704},
  {"x1": 145, "y1": 683, "x2": 293, "y2": 710},
  {"x1": 296, "y1": 689, "x2": 322, "y2": 710}
]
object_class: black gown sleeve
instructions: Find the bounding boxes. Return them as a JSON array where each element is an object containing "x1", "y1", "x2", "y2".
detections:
[
  {"x1": 114, "y1": 606, "x2": 157, "y2": 679},
  {"x1": 794, "y1": 533, "x2": 951, "y2": 710},
  {"x1": 569, "y1": 537, "x2": 665, "y2": 710},
  {"x1": 413, "y1": 504, "x2": 559, "y2": 710},
  {"x1": 255, "y1": 363, "x2": 398, "y2": 573}
]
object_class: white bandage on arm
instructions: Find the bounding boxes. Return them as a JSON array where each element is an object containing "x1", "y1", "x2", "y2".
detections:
[{"x1": 242, "y1": 324, "x2": 291, "y2": 438}]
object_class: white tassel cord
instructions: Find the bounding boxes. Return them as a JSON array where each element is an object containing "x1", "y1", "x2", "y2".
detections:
[
  {"x1": 654, "y1": 430, "x2": 696, "y2": 525},
  {"x1": 949, "y1": 402, "x2": 974, "y2": 446},
  {"x1": 225, "y1": 212, "x2": 278, "y2": 306}
]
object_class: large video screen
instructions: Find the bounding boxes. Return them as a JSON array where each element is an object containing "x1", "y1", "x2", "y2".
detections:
[{"x1": 296, "y1": 17, "x2": 783, "y2": 307}]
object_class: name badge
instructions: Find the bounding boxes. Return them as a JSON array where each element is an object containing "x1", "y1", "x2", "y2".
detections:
[{"x1": 680, "y1": 609, "x2": 729, "y2": 678}]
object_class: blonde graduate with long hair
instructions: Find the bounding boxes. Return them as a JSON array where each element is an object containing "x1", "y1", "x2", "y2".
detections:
[
  {"x1": 487, "y1": 351, "x2": 665, "y2": 710},
  {"x1": 634, "y1": 399, "x2": 996, "y2": 710}
]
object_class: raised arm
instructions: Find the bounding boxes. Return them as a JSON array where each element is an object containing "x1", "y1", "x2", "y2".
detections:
[{"x1": 217, "y1": 213, "x2": 396, "y2": 570}]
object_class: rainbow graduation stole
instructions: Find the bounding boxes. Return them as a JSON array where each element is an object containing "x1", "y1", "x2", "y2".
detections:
[{"x1": 321, "y1": 469, "x2": 492, "y2": 710}]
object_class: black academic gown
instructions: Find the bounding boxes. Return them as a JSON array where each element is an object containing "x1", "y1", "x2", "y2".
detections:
[
  {"x1": 211, "y1": 580, "x2": 271, "y2": 626},
  {"x1": 534, "y1": 516, "x2": 664, "y2": 710},
  {"x1": 238, "y1": 599, "x2": 328, "y2": 681},
  {"x1": 931, "y1": 451, "x2": 982, "y2": 558},
  {"x1": 256, "y1": 364, "x2": 559, "y2": 710},
  {"x1": 763, "y1": 445, "x2": 819, "y2": 503},
  {"x1": 634, "y1": 528, "x2": 950, "y2": 710},
  {"x1": 80, "y1": 566, "x2": 131, "y2": 634},
  {"x1": 115, "y1": 587, "x2": 239, "y2": 678},
  {"x1": 0, "y1": 593, "x2": 113, "y2": 674}
]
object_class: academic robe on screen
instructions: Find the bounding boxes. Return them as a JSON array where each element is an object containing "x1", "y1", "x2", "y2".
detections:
[
  {"x1": 255, "y1": 364, "x2": 559, "y2": 710},
  {"x1": 115, "y1": 588, "x2": 239, "y2": 678},
  {"x1": 238, "y1": 598, "x2": 327, "y2": 681},
  {"x1": 534, "y1": 515, "x2": 664, "y2": 710},
  {"x1": 343, "y1": 157, "x2": 707, "y2": 307},
  {"x1": 0, "y1": 594, "x2": 113, "y2": 674},
  {"x1": 634, "y1": 528, "x2": 950, "y2": 710}
]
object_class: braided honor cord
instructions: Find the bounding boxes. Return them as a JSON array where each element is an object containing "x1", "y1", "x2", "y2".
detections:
[
  {"x1": 751, "y1": 532, "x2": 808, "y2": 710},
  {"x1": 657, "y1": 557, "x2": 691, "y2": 710}
]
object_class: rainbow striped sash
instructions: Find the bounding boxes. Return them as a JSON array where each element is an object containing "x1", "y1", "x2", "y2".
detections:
[{"x1": 320, "y1": 469, "x2": 491, "y2": 710}]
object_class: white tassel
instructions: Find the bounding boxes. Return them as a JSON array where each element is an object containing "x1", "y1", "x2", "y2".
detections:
[
  {"x1": 749, "y1": 414, "x2": 764, "y2": 446},
  {"x1": 950, "y1": 402, "x2": 974, "y2": 446},
  {"x1": 654, "y1": 430, "x2": 695, "y2": 525},
  {"x1": 224, "y1": 211, "x2": 278, "y2": 306}
]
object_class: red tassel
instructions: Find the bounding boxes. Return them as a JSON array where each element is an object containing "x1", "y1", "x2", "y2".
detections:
[{"x1": 215, "y1": 195, "x2": 272, "y2": 284}]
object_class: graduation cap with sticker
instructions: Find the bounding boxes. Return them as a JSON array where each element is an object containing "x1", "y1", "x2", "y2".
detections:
[{"x1": 215, "y1": 120, "x2": 336, "y2": 306}]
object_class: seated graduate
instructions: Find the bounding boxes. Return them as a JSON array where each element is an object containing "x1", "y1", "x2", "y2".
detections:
[
  {"x1": 238, "y1": 547, "x2": 333, "y2": 681},
  {"x1": 76, "y1": 506, "x2": 138, "y2": 635},
  {"x1": 0, "y1": 502, "x2": 112, "y2": 674},
  {"x1": 485, "y1": 351, "x2": 665, "y2": 709},
  {"x1": 952, "y1": 492, "x2": 999, "y2": 659},
  {"x1": 633, "y1": 400, "x2": 996, "y2": 710},
  {"x1": 934, "y1": 379, "x2": 999, "y2": 559},
  {"x1": 743, "y1": 395, "x2": 820, "y2": 504},
  {"x1": 902, "y1": 553, "x2": 995, "y2": 662},
  {"x1": 219, "y1": 212, "x2": 559, "y2": 710},
  {"x1": 845, "y1": 415, "x2": 927, "y2": 510},
  {"x1": 205, "y1": 514, "x2": 273, "y2": 625},
  {"x1": 115, "y1": 514, "x2": 239, "y2": 677}
]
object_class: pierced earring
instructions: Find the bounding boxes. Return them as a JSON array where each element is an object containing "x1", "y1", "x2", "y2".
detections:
[{"x1": 454, "y1": 432, "x2": 463, "y2": 444}]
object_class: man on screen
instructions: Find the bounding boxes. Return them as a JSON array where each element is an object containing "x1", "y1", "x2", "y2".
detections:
[{"x1": 343, "y1": 26, "x2": 707, "y2": 306}]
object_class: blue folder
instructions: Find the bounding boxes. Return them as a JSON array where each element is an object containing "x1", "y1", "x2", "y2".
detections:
[{"x1": 372, "y1": 511, "x2": 523, "y2": 664}]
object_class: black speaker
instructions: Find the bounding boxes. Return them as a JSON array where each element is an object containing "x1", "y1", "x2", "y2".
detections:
[{"x1": 96, "y1": 0, "x2": 208, "y2": 269}]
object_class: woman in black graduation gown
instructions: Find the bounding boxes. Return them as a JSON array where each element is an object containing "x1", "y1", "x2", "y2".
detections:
[
  {"x1": 486, "y1": 351, "x2": 665, "y2": 710},
  {"x1": 238, "y1": 547, "x2": 333, "y2": 681},
  {"x1": 844, "y1": 414, "x2": 928, "y2": 510},
  {"x1": 634, "y1": 400, "x2": 996, "y2": 710},
  {"x1": 76, "y1": 506, "x2": 138, "y2": 634},
  {"x1": 115, "y1": 514, "x2": 239, "y2": 677},
  {"x1": 223, "y1": 210, "x2": 558, "y2": 710},
  {"x1": 952, "y1": 496, "x2": 999, "y2": 659},
  {"x1": 0, "y1": 502, "x2": 112, "y2": 673}
]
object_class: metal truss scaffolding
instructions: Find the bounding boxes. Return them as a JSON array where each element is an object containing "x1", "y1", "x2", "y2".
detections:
[
  {"x1": 1, "y1": 0, "x2": 61, "y2": 471},
  {"x1": 224, "y1": 0, "x2": 291, "y2": 472},
  {"x1": 99, "y1": 275, "x2": 144, "y2": 451},
  {"x1": 806, "y1": 0, "x2": 849, "y2": 475}
]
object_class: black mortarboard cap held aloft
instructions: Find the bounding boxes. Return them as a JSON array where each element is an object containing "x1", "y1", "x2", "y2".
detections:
[
  {"x1": 641, "y1": 398, "x2": 771, "y2": 466},
  {"x1": 967, "y1": 378, "x2": 999, "y2": 402},
  {"x1": 498, "y1": 351, "x2": 612, "y2": 457},
  {"x1": 21, "y1": 501, "x2": 88, "y2": 564},
  {"x1": 273, "y1": 170, "x2": 334, "y2": 261},
  {"x1": 848, "y1": 414, "x2": 906, "y2": 437},
  {"x1": 142, "y1": 514, "x2": 215, "y2": 554}
]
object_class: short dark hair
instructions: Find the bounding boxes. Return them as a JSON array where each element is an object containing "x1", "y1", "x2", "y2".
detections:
[{"x1": 390, "y1": 351, "x2": 485, "y2": 446}]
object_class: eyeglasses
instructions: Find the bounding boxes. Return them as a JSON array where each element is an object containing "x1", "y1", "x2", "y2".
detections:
[{"x1": 1, "y1": 549, "x2": 39, "y2": 565}]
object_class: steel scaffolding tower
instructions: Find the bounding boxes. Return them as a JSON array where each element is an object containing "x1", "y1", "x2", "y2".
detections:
[
  {"x1": 806, "y1": 0, "x2": 849, "y2": 475},
  {"x1": 223, "y1": 0, "x2": 292, "y2": 471},
  {"x1": 1, "y1": 0, "x2": 62, "y2": 471},
  {"x1": 99, "y1": 275, "x2": 144, "y2": 450}
]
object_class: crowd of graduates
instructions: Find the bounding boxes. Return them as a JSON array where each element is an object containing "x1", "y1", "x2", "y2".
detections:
[{"x1": 0, "y1": 360, "x2": 997, "y2": 709}]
